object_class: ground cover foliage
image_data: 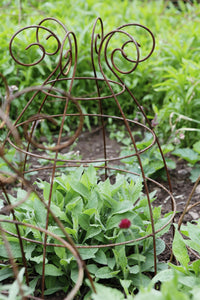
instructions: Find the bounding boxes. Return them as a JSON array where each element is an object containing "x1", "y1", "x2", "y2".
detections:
[
  {"x1": 0, "y1": 0, "x2": 200, "y2": 299},
  {"x1": 1, "y1": 0, "x2": 200, "y2": 147}
]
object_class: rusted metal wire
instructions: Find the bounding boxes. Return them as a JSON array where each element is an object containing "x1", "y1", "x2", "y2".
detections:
[{"x1": 0, "y1": 17, "x2": 176, "y2": 299}]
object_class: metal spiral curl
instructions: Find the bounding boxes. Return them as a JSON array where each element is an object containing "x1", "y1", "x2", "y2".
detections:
[{"x1": 0, "y1": 17, "x2": 176, "y2": 299}]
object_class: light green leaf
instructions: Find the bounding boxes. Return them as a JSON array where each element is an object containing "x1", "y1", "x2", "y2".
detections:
[
  {"x1": 83, "y1": 225, "x2": 102, "y2": 243},
  {"x1": 35, "y1": 264, "x2": 64, "y2": 276},
  {"x1": 30, "y1": 255, "x2": 47, "y2": 264},
  {"x1": 85, "y1": 165, "x2": 97, "y2": 185},
  {"x1": 95, "y1": 266, "x2": 120, "y2": 279},
  {"x1": 77, "y1": 248, "x2": 98, "y2": 260},
  {"x1": 190, "y1": 167, "x2": 200, "y2": 183},
  {"x1": 93, "y1": 249, "x2": 107, "y2": 265},
  {"x1": 65, "y1": 197, "x2": 83, "y2": 216},
  {"x1": 0, "y1": 242, "x2": 22, "y2": 258},
  {"x1": 91, "y1": 282, "x2": 124, "y2": 300},
  {"x1": 129, "y1": 265, "x2": 140, "y2": 274},
  {"x1": 34, "y1": 197, "x2": 46, "y2": 227},
  {"x1": 0, "y1": 268, "x2": 13, "y2": 281},
  {"x1": 111, "y1": 200, "x2": 135, "y2": 215},
  {"x1": 119, "y1": 279, "x2": 132, "y2": 296},
  {"x1": 54, "y1": 246, "x2": 66, "y2": 260},
  {"x1": 113, "y1": 247, "x2": 127, "y2": 276},
  {"x1": 50, "y1": 203, "x2": 71, "y2": 223},
  {"x1": 193, "y1": 141, "x2": 200, "y2": 154},
  {"x1": 152, "y1": 268, "x2": 174, "y2": 284},
  {"x1": 172, "y1": 148, "x2": 200, "y2": 164},
  {"x1": 172, "y1": 230, "x2": 189, "y2": 268},
  {"x1": 186, "y1": 222, "x2": 200, "y2": 247},
  {"x1": 78, "y1": 213, "x2": 90, "y2": 230},
  {"x1": 69, "y1": 180, "x2": 90, "y2": 199},
  {"x1": 87, "y1": 264, "x2": 99, "y2": 274}
]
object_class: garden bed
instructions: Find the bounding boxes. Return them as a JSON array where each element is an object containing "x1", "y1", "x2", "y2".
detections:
[{"x1": 24, "y1": 129, "x2": 200, "y2": 299}]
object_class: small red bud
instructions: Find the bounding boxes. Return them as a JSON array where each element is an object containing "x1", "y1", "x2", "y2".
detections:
[{"x1": 119, "y1": 218, "x2": 131, "y2": 229}]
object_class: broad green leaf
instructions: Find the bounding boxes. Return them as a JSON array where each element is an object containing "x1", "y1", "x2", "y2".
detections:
[
  {"x1": 84, "y1": 165, "x2": 97, "y2": 186},
  {"x1": 107, "y1": 257, "x2": 116, "y2": 270},
  {"x1": 193, "y1": 141, "x2": 200, "y2": 154},
  {"x1": 119, "y1": 279, "x2": 132, "y2": 296},
  {"x1": 129, "y1": 265, "x2": 140, "y2": 274},
  {"x1": 33, "y1": 197, "x2": 46, "y2": 227},
  {"x1": 191, "y1": 287, "x2": 200, "y2": 300},
  {"x1": 129, "y1": 273, "x2": 151, "y2": 288},
  {"x1": 0, "y1": 219, "x2": 18, "y2": 235},
  {"x1": 172, "y1": 230, "x2": 189, "y2": 268},
  {"x1": 0, "y1": 268, "x2": 13, "y2": 281},
  {"x1": 153, "y1": 206, "x2": 162, "y2": 222},
  {"x1": 161, "y1": 143, "x2": 174, "y2": 154},
  {"x1": 78, "y1": 213, "x2": 90, "y2": 230},
  {"x1": 186, "y1": 222, "x2": 200, "y2": 247},
  {"x1": 68, "y1": 180, "x2": 90, "y2": 199},
  {"x1": 83, "y1": 208, "x2": 97, "y2": 216},
  {"x1": 113, "y1": 247, "x2": 127, "y2": 277},
  {"x1": 50, "y1": 203, "x2": 71, "y2": 223},
  {"x1": 54, "y1": 177, "x2": 69, "y2": 192},
  {"x1": 54, "y1": 246, "x2": 66, "y2": 260},
  {"x1": 190, "y1": 166, "x2": 200, "y2": 183},
  {"x1": 95, "y1": 266, "x2": 120, "y2": 279},
  {"x1": 172, "y1": 148, "x2": 200, "y2": 164},
  {"x1": 30, "y1": 255, "x2": 47, "y2": 264},
  {"x1": 178, "y1": 274, "x2": 199, "y2": 288},
  {"x1": 128, "y1": 253, "x2": 146, "y2": 263},
  {"x1": 8, "y1": 268, "x2": 24, "y2": 300},
  {"x1": 129, "y1": 178, "x2": 143, "y2": 204},
  {"x1": 60, "y1": 256, "x2": 74, "y2": 267},
  {"x1": 98, "y1": 178, "x2": 112, "y2": 198},
  {"x1": 71, "y1": 266, "x2": 79, "y2": 283},
  {"x1": 83, "y1": 224, "x2": 102, "y2": 243},
  {"x1": 93, "y1": 249, "x2": 107, "y2": 265},
  {"x1": 168, "y1": 263, "x2": 187, "y2": 274},
  {"x1": 44, "y1": 286, "x2": 65, "y2": 296},
  {"x1": 41, "y1": 181, "x2": 51, "y2": 200},
  {"x1": 184, "y1": 240, "x2": 200, "y2": 255},
  {"x1": 140, "y1": 253, "x2": 155, "y2": 272},
  {"x1": 77, "y1": 248, "x2": 98, "y2": 260},
  {"x1": 24, "y1": 243, "x2": 36, "y2": 260},
  {"x1": 189, "y1": 260, "x2": 200, "y2": 276},
  {"x1": 134, "y1": 289, "x2": 162, "y2": 300},
  {"x1": 110, "y1": 174, "x2": 123, "y2": 195},
  {"x1": 0, "y1": 242, "x2": 22, "y2": 258},
  {"x1": 65, "y1": 197, "x2": 83, "y2": 216},
  {"x1": 86, "y1": 264, "x2": 99, "y2": 274},
  {"x1": 111, "y1": 200, "x2": 135, "y2": 215},
  {"x1": 55, "y1": 190, "x2": 64, "y2": 206},
  {"x1": 91, "y1": 282, "x2": 124, "y2": 300},
  {"x1": 35, "y1": 264, "x2": 63, "y2": 276},
  {"x1": 152, "y1": 268, "x2": 174, "y2": 284},
  {"x1": 148, "y1": 238, "x2": 165, "y2": 256}
]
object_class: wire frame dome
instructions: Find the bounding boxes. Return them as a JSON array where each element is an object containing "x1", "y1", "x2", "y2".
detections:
[{"x1": 0, "y1": 18, "x2": 176, "y2": 299}]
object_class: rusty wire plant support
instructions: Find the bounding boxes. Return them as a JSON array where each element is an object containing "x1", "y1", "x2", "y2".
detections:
[{"x1": 0, "y1": 18, "x2": 176, "y2": 299}]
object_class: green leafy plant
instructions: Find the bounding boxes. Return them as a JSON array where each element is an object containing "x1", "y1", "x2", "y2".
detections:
[
  {"x1": 0, "y1": 268, "x2": 34, "y2": 300},
  {"x1": 172, "y1": 140, "x2": 200, "y2": 182},
  {"x1": 0, "y1": 166, "x2": 171, "y2": 295},
  {"x1": 1, "y1": 0, "x2": 200, "y2": 148},
  {"x1": 144, "y1": 222, "x2": 200, "y2": 300},
  {"x1": 118, "y1": 132, "x2": 175, "y2": 180}
]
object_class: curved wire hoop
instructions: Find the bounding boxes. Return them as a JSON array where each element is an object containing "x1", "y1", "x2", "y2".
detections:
[{"x1": 0, "y1": 17, "x2": 176, "y2": 299}]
